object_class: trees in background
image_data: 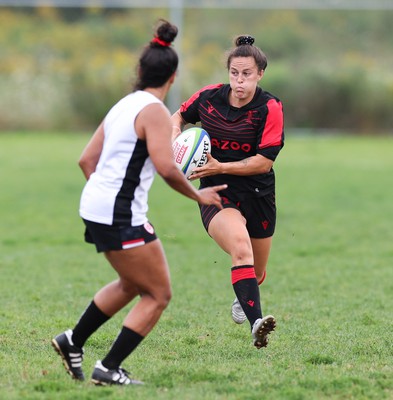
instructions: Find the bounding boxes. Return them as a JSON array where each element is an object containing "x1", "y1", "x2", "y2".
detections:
[{"x1": 1, "y1": 7, "x2": 392, "y2": 133}]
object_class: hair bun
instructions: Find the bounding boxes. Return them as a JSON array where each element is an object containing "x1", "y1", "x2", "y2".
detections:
[
  {"x1": 153, "y1": 19, "x2": 178, "y2": 47},
  {"x1": 236, "y1": 36, "x2": 255, "y2": 46}
]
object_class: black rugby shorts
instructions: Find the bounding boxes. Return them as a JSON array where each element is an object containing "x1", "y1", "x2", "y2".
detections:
[
  {"x1": 199, "y1": 192, "x2": 276, "y2": 238},
  {"x1": 83, "y1": 219, "x2": 157, "y2": 253}
]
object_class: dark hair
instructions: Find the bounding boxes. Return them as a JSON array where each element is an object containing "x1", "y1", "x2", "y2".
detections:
[
  {"x1": 226, "y1": 35, "x2": 267, "y2": 72},
  {"x1": 133, "y1": 19, "x2": 179, "y2": 91}
]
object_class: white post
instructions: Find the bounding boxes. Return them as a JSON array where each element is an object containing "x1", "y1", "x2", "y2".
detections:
[{"x1": 168, "y1": 0, "x2": 183, "y2": 113}]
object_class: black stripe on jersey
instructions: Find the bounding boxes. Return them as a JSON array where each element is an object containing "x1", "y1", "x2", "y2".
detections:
[{"x1": 113, "y1": 139, "x2": 149, "y2": 225}]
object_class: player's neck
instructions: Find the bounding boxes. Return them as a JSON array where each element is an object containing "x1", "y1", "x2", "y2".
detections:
[
  {"x1": 229, "y1": 90, "x2": 253, "y2": 108},
  {"x1": 145, "y1": 80, "x2": 172, "y2": 102}
]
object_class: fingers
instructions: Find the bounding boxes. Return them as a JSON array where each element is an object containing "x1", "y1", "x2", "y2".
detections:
[
  {"x1": 197, "y1": 184, "x2": 227, "y2": 209},
  {"x1": 209, "y1": 191, "x2": 223, "y2": 210},
  {"x1": 215, "y1": 197, "x2": 224, "y2": 209},
  {"x1": 211, "y1": 184, "x2": 226, "y2": 209},
  {"x1": 188, "y1": 153, "x2": 216, "y2": 180},
  {"x1": 213, "y1": 184, "x2": 228, "y2": 192},
  {"x1": 188, "y1": 168, "x2": 204, "y2": 180},
  {"x1": 188, "y1": 174, "x2": 198, "y2": 181}
]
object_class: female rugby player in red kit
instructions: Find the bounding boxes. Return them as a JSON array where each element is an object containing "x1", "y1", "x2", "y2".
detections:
[{"x1": 171, "y1": 35, "x2": 284, "y2": 349}]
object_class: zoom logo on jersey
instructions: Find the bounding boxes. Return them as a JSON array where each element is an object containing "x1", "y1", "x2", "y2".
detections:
[{"x1": 211, "y1": 138, "x2": 252, "y2": 152}]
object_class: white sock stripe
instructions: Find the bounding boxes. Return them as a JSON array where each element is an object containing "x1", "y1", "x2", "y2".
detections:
[{"x1": 71, "y1": 362, "x2": 82, "y2": 367}]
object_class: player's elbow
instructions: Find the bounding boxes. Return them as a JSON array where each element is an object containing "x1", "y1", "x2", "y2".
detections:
[
  {"x1": 260, "y1": 164, "x2": 273, "y2": 174},
  {"x1": 254, "y1": 155, "x2": 274, "y2": 174},
  {"x1": 78, "y1": 155, "x2": 96, "y2": 178},
  {"x1": 78, "y1": 155, "x2": 90, "y2": 172}
]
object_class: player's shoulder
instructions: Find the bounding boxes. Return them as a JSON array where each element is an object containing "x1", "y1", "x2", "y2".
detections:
[
  {"x1": 266, "y1": 91, "x2": 282, "y2": 106},
  {"x1": 197, "y1": 83, "x2": 226, "y2": 98},
  {"x1": 255, "y1": 88, "x2": 281, "y2": 104},
  {"x1": 251, "y1": 89, "x2": 283, "y2": 116},
  {"x1": 181, "y1": 83, "x2": 227, "y2": 113}
]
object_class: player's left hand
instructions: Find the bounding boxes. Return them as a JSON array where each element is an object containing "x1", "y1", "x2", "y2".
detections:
[{"x1": 189, "y1": 153, "x2": 221, "y2": 180}]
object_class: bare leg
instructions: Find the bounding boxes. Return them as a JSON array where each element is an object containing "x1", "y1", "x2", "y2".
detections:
[
  {"x1": 95, "y1": 239, "x2": 172, "y2": 337},
  {"x1": 251, "y1": 236, "x2": 273, "y2": 282},
  {"x1": 208, "y1": 208, "x2": 254, "y2": 266}
]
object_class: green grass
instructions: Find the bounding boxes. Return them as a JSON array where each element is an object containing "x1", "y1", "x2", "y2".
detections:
[{"x1": 0, "y1": 132, "x2": 392, "y2": 400}]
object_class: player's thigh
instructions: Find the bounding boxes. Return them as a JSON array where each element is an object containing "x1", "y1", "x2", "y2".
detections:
[
  {"x1": 105, "y1": 239, "x2": 171, "y2": 293},
  {"x1": 208, "y1": 208, "x2": 252, "y2": 255}
]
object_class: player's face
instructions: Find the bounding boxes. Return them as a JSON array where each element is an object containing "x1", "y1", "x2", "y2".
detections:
[{"x1": 228, "y1": 56, "x2": 263, "y2": 106}]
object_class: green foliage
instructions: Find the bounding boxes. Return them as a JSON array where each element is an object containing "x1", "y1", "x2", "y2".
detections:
[
  {"x1": 0, "y1": 8, "x2": 392, "y2": 132},
  {"x1": 0, "y1": 132, "x2": 392, "y2": 399}
]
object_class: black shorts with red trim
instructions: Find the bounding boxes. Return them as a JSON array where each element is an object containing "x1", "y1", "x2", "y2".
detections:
[
  {"x1": 83, "y1": 219, "x2": 157, "y2": 253},
  {"x1": 199, "y1": 192, "x2": 276, "y2": 239}
]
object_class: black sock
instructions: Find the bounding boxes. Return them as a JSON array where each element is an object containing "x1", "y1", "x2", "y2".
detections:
[
  {"x1": 231, "y1": 265, "x2": 262, "y2": 326},
  {"x1": 71, "y1": 301, "x2": 110, "y2": 348},
  {"x1": 101, "y1": 326, "x2": 144, "y2": 370}
]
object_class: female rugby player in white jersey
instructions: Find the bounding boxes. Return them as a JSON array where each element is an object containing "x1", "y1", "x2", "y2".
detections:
[{"x1": 51, "y1": 19, "x2": 226, "y2": 386}]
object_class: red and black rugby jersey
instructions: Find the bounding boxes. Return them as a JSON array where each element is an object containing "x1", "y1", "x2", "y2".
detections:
[{"x1": 179, "y1": 83, "x2": 284, "y2": 199}]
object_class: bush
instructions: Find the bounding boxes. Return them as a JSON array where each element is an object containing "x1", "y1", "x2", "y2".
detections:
[{"x1": 1, "y1": 7, "x2": 392, "y2": 133}]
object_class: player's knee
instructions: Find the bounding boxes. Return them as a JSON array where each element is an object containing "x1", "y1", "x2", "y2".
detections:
[
  {"x1": 230, "y1": 237, "x2": 253, "y2": 265},
  {"x1": 149, "y1": 288, "x2": 171, "y2": 312}
]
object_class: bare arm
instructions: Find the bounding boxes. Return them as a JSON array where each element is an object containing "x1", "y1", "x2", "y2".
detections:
[
  {"x1": 189, "y1": 153, "x2": 273, "y2": 181},
  {"x1": 136, "y1": 104, "x2": 226, "y2": 207},
  {"x1": 170, "y1": 109, "x2": 187, "y2": 140},
  {"x1": 78, "y1": 122, "x2": 105, "y2": 180},
  {"x1": 171, "y1": 109, "x2": 273, "y2": 179}
]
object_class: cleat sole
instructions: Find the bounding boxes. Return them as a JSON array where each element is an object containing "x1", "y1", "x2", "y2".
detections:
[{"x1": 252, "y1": 315, "x2": 276, "y2": 349}]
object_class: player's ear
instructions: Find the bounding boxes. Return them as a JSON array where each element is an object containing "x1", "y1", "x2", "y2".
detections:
[
  {"x1": 169, "y1": 72, "x2": 176, "y2": 84},
  {"x1": 258, "y1": 69, "x2": 264, "y2": 81}
]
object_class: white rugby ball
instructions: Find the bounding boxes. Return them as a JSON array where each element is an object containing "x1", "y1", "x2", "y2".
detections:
[{"x1": 172, "y1": 127, "x2": 211, "y2": 178}]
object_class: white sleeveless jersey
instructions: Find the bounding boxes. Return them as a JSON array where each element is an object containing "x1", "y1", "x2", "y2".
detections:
[{"x1": 79, "y1": 90, "x2": 162, "y2": 226}]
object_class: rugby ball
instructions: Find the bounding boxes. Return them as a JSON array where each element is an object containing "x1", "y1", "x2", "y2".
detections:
[{"x1": 172, "y1": 127, "x2": 211, "y2": 178}]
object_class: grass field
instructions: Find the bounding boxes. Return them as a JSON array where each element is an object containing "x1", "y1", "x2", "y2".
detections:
[{"x1": 0, "y1": 132, "x2": 392, "y2": 400}]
